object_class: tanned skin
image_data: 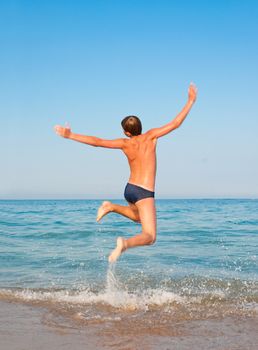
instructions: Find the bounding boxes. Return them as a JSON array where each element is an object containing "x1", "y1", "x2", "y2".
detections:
[{"x1": 55, "y1": 83, "x2": 197, "y2": 262}]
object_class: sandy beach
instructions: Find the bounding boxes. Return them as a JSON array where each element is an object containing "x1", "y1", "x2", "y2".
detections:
[{"x1": 1, "y1": 300, "x2": 258, "y2": 350}]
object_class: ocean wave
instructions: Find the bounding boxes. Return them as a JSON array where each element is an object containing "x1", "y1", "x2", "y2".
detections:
[
  {"x1": 1, "y1": 266, "x2": 258, "y2": 313},
  {"x1": 0, "y1": 286, "x2": 185, "y2": 311}
]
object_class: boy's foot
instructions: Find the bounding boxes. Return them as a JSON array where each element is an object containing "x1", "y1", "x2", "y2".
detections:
[
  {"x1": 108, "y1": 237, "x2": 126, "y2": 263},
  {"x1": 96, "y1": 201, "x2": 112, "y2": 222}
]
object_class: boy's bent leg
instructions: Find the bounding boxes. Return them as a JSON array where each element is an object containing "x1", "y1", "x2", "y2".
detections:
[
  {"x1": 125, "y1": 197, "x2": 156, "y2": 248},
  {"x1": 108, "y1": 198, "x2": 156, "y2": 262},
  {"x1": 108, "y1": 232, "x2": 154, "y2": 263},
  {"x1": 97, "y1": 201, "x2": 140, "y2": 222}
]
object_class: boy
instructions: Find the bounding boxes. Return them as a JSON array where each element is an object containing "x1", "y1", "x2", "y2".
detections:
[{"x1": 55, "y1": 83, "x2": 197, "y2": 262}]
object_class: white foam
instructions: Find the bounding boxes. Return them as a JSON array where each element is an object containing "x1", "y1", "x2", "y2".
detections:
[
  {"x1": 0, "y1": 287, "x2": 185, "y2": 311},
  {"x1": 4, "y1": 266, "x2": 247, "y2": 311},
  {"x1": 0, "y1": 265, "x2": 186, "y2": 310}
]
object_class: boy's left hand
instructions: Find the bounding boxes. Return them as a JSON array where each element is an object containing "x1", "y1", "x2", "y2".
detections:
[
  {"x1": 188, "y1": 83, "x2": 197, "y2": 103},
  {"x1": 55, "y1": 124, "x2": 71, "y2": 138}
]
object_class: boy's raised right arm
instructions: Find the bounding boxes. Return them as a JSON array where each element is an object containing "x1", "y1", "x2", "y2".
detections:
[
  {"x1": 147, "y1": 83, "x2": 197, "y2": 139},
  {"x1": 54, "y1": 125, "x2": 125, "y2": 149}
]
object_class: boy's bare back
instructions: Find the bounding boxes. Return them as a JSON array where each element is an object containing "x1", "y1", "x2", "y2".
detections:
[{"x1": 122, "y1": 133, "x2": 157, "y2": 192}]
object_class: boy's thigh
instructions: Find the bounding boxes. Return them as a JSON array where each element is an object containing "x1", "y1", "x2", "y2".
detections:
[
  {"x1": 128, "y1": 202, "x2": 140, "y2": 222},
  {"x1": 128, "y1": 202, "x2": 139, "y2": 213},
  {"x1": 135, "y1": 198, "x2": 156, "y2": 235}
]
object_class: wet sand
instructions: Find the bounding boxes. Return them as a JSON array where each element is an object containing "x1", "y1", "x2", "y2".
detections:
[{"x1": 1, "y1": 300, "x2": 258, "y2": 350}]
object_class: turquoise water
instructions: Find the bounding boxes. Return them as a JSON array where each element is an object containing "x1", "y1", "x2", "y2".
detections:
[{"x1": 0, "y1": 199, "x2": 258, "y2": 322}]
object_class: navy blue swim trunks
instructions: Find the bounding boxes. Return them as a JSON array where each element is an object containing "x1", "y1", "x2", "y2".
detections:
[{"x1": 124, "y1": 183, "x2": 155, "y2": 204}]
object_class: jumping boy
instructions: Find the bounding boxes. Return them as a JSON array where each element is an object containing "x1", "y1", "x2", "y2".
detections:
[{"x1": 55, "y1": 83, "x2": 197, "y2": 262}]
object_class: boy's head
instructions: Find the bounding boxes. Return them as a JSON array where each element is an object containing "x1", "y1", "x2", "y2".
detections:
[{"x1": 121, "y1": 115, "x2": 142, "y2": 137}]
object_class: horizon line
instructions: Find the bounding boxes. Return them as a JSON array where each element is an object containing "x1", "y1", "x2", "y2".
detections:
[{"x1": 1, "y1": 197, "x2": 258, "y2": 201}]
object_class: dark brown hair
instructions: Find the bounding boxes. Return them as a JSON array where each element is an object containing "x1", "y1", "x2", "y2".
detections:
[{"x1": 121, "y1": 115, "x2": 142, "y2": 136}]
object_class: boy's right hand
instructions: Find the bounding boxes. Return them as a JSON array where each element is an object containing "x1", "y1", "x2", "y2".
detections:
[
  {"x1": 54, "y1": 124, "x2": 71, "y2": 138},
  {"x1": 188, "y1": 83, "x2": 197, "y2": 103}
]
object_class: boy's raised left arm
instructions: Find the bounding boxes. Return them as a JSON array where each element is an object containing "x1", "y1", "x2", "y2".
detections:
[{"x1": 146, "y1": 83, "x2": 197, "y2": 139}]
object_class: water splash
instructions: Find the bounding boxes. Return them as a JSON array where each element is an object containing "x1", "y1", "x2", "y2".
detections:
[
  {"x1": 101, "y1": 263, "x2": 185, "y2": 310},
  {"x1": 0, "y1": 269, "x2": 258, "y2": 314},
  {"x1": 104, "y1": 263, "x2": 139, "y2": 310},
  {"x1": 106, "y1": 263, "x2": 122, "y2": 293}
]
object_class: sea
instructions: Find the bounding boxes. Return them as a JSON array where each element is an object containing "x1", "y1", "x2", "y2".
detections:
[{"x1": 0, "y1": 199, "x2": 258, "y2": 349}]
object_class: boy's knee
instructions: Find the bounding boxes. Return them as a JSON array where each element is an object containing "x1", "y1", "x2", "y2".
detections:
[
  {"x1": 144, "y1": 233, "x2": 156, "y2": 245},
  {"x1": 149, "y1": 236, "x2": 156, "y2": 245},
  {"x1": 152, "y1": 236, "x2": 156, "y2": 244}
]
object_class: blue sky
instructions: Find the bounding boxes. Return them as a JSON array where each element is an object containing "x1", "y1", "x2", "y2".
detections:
[{"x1": 1, "y1": 0, "x2": 258, "y2": 199}]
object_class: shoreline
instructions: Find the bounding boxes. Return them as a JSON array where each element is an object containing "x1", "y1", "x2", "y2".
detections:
[{"x1": 1, "y1": 300, "x2": 258, "y2": 350}]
